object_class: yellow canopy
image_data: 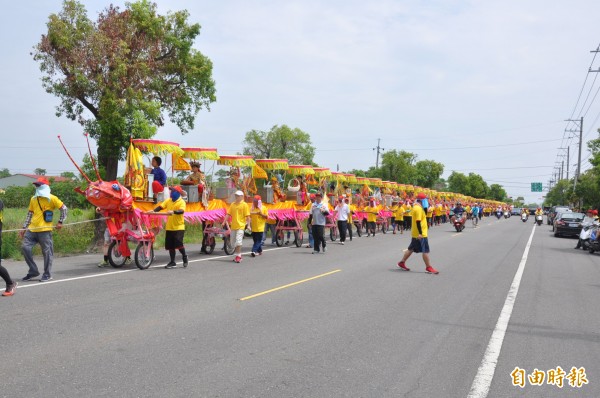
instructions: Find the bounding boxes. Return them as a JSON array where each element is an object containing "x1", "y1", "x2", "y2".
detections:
[
  {"x1": 330, "y1": 172, "x2": 346, "y2": 182},
  {"x1": 313, "y1": 167, "x2": 332, "y2": 178},
  {"x1": 217, "y1": 155, "x2": 256, "y2": 167},
  {"x1": 180, "y1": 147, "x2": 219, "y2": 160},
  {"x1": 287, "y1": 165, "x2": 315, "y2": 175},
  {"x1": 132, "y1": 139, "x2": 184, "y2": 157},
  {"x1": 255, "y1": 159, "x2": 289, "y2": 170},
  {"x1": 343, "y1": 174, "x2": 358, "y2": 184}
]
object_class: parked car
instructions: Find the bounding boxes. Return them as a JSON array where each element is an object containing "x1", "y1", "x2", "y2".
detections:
[
  {"x1": 547, "y1": 205, "x2": 570, "y2": 225},
  {"x1": 553, "y1": 212, "x2": 585, "y2": 237},
  {"x1": 511, "y1": 207, "x2": 522, "y2": 216}
]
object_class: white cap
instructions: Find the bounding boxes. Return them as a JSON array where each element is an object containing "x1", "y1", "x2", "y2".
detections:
[{"x1": 234, "y1": 190, "x2": 244, "y2": 196}]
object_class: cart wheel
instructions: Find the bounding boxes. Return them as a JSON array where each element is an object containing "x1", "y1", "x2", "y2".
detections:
[
  {"x1": 205, "y1": 237, "x2": 216, "y2": 254},
  {"x1": 275, "y1": 230, "x2": 284, "y2": 247},
  {"x1": 294, "y1": 230, "x2": 303, "y2": 247},
  {"x1": 330, "y1": 228, "x2": 338, "y2": 241},
  {"x1": 135, "y1": 242, "x2": 154, "y2": 270},
  {"x1": 223, "y1": 236, "x2": 235, "y2": 255},
  {"x1": 108, "y1": 240, "x2": 127, "y2": 268},
  {"x1": 382, "y1": 221, "x2": 388, "y2": 234}
]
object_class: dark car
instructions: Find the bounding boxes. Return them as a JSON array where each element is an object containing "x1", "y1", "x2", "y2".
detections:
[
  {"x1": 553, "y1": 212, "x2": 585, "y2": 237},
  {"x1": 547, "y1": 205, "x2": 570, "y2": 225}
]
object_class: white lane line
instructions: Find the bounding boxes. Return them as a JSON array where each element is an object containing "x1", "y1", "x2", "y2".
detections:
[
  {"x1": 467, "y1": 225, "x2": 536, "y2": 398},
  {"x1": 3, "y1": 247, "x2": 289, "y2": 291}
]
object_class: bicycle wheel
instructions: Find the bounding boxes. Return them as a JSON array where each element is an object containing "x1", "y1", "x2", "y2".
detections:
[
  {"x1": 294, "y1": 230, "x2": 303, "y2": 247},
  {"x1": 223, "y1": 236, "x2": 235, "y2": 255},
  {"x1": 330, "y1": 227, "x2": 338, "y2": 241},
  {"x1": 135, "y1": 241, "x2": 154, "y2": 270},
  {"x1": 108, "y1": 240, "x2": 127, "y2": 268},
  {"x1": 275, "y1": 229, "x2": 284, "y2": 247},
  {"x1": 205, "y1": 236, "x2": 216, "y2": 254}
]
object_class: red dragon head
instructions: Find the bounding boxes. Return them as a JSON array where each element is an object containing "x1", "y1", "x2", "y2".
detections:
[{"x1": 59, "y1": 134, "x2": 134, "y2": 211}]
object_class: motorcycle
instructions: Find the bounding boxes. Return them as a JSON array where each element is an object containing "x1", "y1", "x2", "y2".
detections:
[
  {"x1": 535, "y1": 214, "x2": 543, "y2": 226},
  {"x1": 496, "y1": 210, "x2": 502, "y2": 220},
  {"x1": 521, "y1": 213, "x2": 528, "y2": 223},
  {"x1": 504, "y1": 210, "x2": 510, "y2": 219},
  {"x1": 452, "y1": 214, "x2": 466, "y2": 232},
  {"x1": 581, "y1": 222, "x2": 599, "y2": 252},
  {"x1": 588, "y1": 227, "x2": 600, "y2": 254}
]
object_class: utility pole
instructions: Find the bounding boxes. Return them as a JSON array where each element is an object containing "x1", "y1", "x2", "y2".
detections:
[
  {"x1": 561, "y1": 160, "x2": 564, "y2": 180},
  {"x1": 565, "y1": 117, "x2": 583, "y2": 189},
  {"x1": 373, "y1": 138, "x2": 384, "y2": 169}
]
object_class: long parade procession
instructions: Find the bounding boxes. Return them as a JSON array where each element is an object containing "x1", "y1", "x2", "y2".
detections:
[{"x1": 56, "y1": 135, "x2": 509, "y2": 270}]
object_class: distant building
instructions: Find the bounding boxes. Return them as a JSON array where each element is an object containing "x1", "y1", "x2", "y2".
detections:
[{"x1": 0, "y1": 174, "x2": 72, "y2": 189}]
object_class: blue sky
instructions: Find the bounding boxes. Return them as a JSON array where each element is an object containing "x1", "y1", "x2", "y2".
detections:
[{"x1": 2, "y1": 0, "x2": 600, "y2": 204}]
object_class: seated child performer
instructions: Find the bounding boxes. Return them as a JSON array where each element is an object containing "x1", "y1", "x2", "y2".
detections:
[
  {"x1": 152, "y1": 186, "x2": 188, "y2": 269},
  {"x1": 146, "y1": 156, "x2": 167, "y2": 203}
]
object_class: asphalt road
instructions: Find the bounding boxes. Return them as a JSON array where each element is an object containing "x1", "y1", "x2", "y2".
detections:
[{"x1": 1, "y1": 215, "x2": 598, "y2": 398}]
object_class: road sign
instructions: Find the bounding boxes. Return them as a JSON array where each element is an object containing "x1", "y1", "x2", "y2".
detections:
[{"x1": 531, "y1": 182, "x2": 543, "y2": 192}]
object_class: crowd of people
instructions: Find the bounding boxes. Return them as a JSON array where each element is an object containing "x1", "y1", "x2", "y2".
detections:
[{"x1": 1, "y1": 157, "x2": 527, "y2": 297}]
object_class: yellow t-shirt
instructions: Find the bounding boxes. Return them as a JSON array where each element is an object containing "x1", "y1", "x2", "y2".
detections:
[
  {"x1": 365, "y1": 205, "x2": 380, "y2": 222},
  {"x1": 27, "y1": 195, "x2": 64, "y2": 232},
  {"x1": 250, "y1": 207, "x2": 269, "y2": 233},
  {"x1": 427, "y1": 206, "x2": 434, "y2": 218},
  {"x1": 394, "y1": 205, "x2": 405, "y2": 220},
  {"x1": 228, "y1": 201, "x2": 250, "y2": 230},
  {"x1": 404, "y1": 204, "x2": 412, "y2": 216},
  {"x1": 434, "y1": 205, "x2": 442, "y2": 217},
  {"x1": 410, "y1": 204, "x2": 428, "y2": 238},
  {"x1": 159, "y1": 197, "x2": 186, "y2": 231}
]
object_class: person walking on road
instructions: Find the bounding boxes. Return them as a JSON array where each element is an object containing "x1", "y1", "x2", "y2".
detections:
[
  {"x1": 20, "y1": 177, "x2": 68, "y2": 282},
  {"x1": 250, "y1": 195, "x2": 268, "y2": 257},
  {"x1": 307, "y1": 193, "x2": 328, "y2": 254},
  {"x1": 397, "y1": 193, "x2": 439, "y2": 274},
  {"x1": 335, "y1": 196, "x2": 351, "y2": 244},
  {"x1": 0, "y1": 199, "x2": 17, "y2": 296},
  {"x1": 151, "y1": 186, "x2": 188, "y2": 269},
  {"x1": 226, "y1": 191, "x2": 250, "y2": 263}
]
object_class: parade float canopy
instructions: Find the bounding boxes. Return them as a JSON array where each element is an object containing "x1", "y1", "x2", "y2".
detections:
[
  {"x1": 217, "y1": 155, "x2": 256, "y2": 167},
  {"x1": 313, "y1": 167, "x2": 332, "y2": 178},
  {"x1": 357, "y1": 177, "x2": 370, "y2": 185},
  {"x1": 369, "y1": 178, "x2": 383, "y2": 187},
  {"x1": 287, "y1": 165, "x2": 315, "y2": 175},
  {"x1": 131, "y1": 139, "x2": 184, "y2": 157},
  {"x1": 330, "y1": 172, "x2": 347, "y2": 182},
  {"x1": 343, "y1": 174, "x2": 358, "y2": 184},
  {"x1": 255, "y1": 159, "x2": 289, "y2": 170},
  {"x1": 180, "y1": 147, "x2": 220, "y2": 160}
]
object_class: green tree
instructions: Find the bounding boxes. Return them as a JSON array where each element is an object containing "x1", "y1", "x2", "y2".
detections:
[
  {"x1": 488, "y1": 184, "x2": 507, "y2": 201},
  {"x1": 60, "y1": 171, "x2": 76, "y2": 179},
  {"x1": 544, "y1": 179, "x2": 573, "y2": 207},
  {"x1": 573, "y1": 170, "x2": 600, "y2": 209},
  {"x1": 242, "y1": 125, "x2": 315, "y2": 164},
  {"x1": 0, "y1": 168, "x2": 10, "y2": 178},
  {"x1": 447, "y1": 171, "x2": 468, "y2": 193},
  {"x1": 33, "y1": 0, "x2": 216, "y2": 181},
  {"x1": 34, "y1": 168, "x2": 47, "y2": 176},
  {"x1": 465, "y1": 173, "x2": 489, "y2": 198},
  {"x1": 80, "y1": 154, "x2": 106, "y2": 181},
  {"x1": 413, "y1": 160, "x2": 444, "y2": 188},
  {"x1": 379, "y1": 150, "x2": 416, "y2": 183}
]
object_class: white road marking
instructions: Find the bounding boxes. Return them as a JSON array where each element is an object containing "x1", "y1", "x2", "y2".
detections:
[
  {"x1": 2, "y1": 247, "x2": 289, "y2": 291},
  {"x1": 467, "y1": 225, "x2": 536, "y2": 398}
]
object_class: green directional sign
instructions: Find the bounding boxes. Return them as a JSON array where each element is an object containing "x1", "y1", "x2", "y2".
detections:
[{"x1": 531, "y1": 182, "x2": 543, "y2": 192}]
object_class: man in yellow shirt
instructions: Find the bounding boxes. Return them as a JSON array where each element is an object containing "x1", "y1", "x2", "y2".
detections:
[
  {"x1": 152, "y1": 186, "x2": 187, "y2": 269},
  {"x1": 226, "y1": 190, "x2": 250, "y2": 263},
  {"x1": 397, "y1": 193, "x2": 439, "y2": 274},
  {"x1": 393, "y1": 200, "x2": 405, "y2": 234},
  {"x1": 250, "y1": 195, "x2": 268, "y2": 257},
  {"x1": 364, "y1": 197, "x2": 380, "y2": 237},
  {"x1": 20, "y1": 177, "x2": 68, "y2": 282}
]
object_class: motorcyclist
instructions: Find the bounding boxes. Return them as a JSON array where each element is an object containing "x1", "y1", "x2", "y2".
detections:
[
  {"x1": 452, "y1": 202, "x2": 465, "y2": 224},
  {"x1": 535, "y1": 207, "x2": 544, "y2": 216}
]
